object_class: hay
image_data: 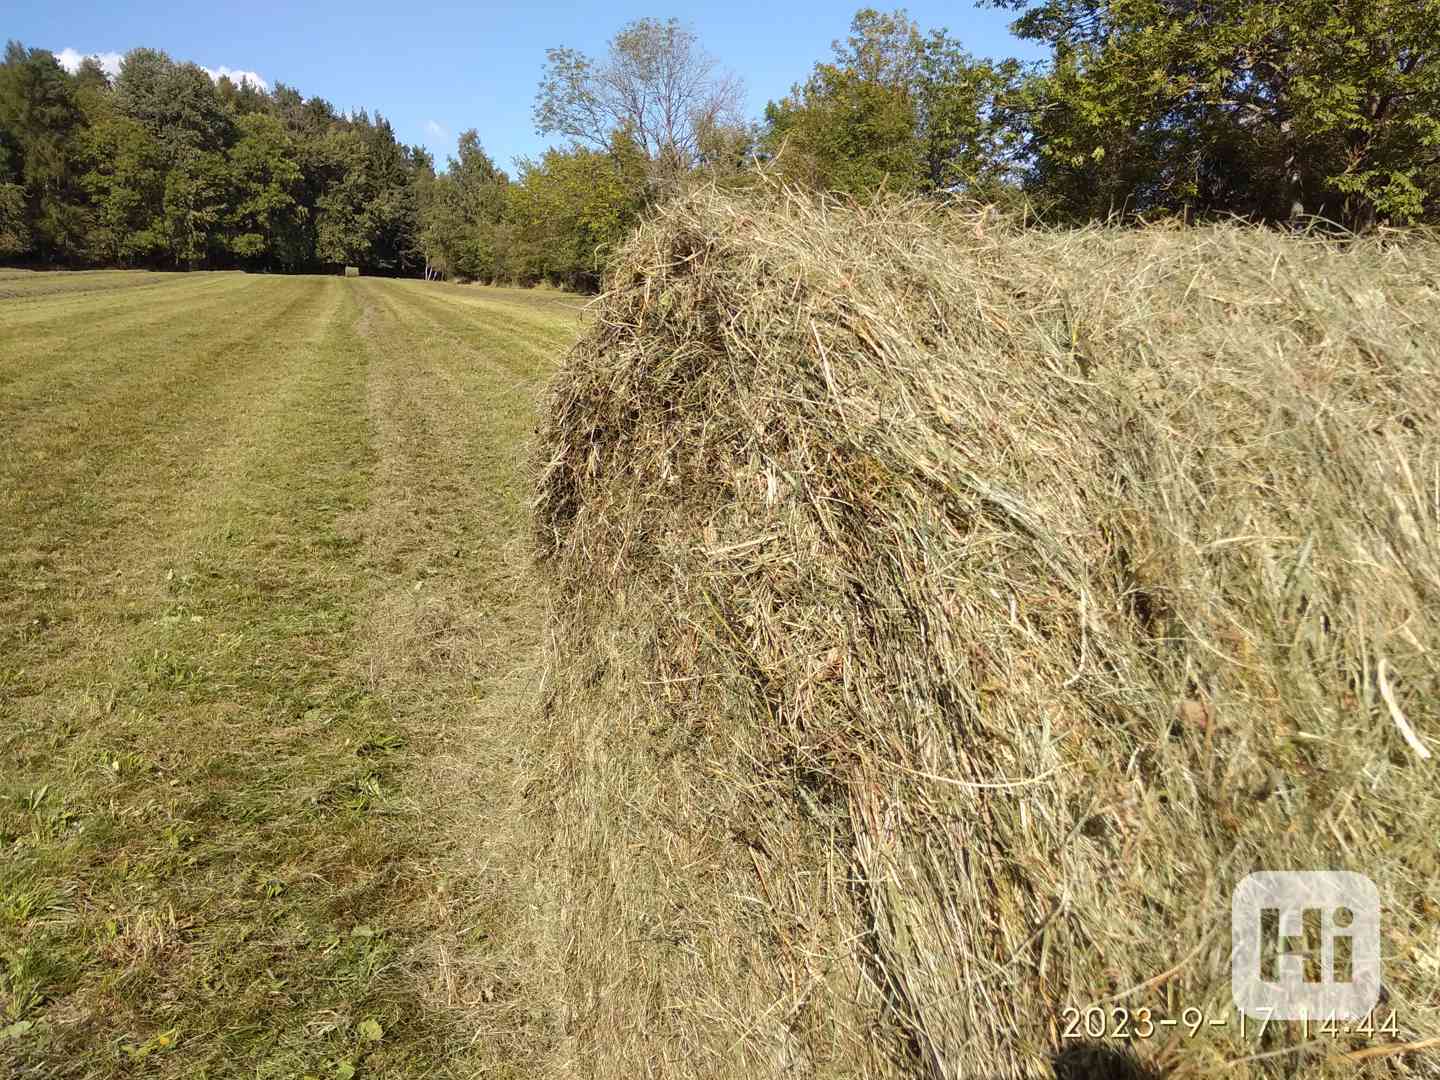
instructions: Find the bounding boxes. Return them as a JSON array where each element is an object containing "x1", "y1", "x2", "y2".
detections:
[{"x1": 530, "y1": 185, "x2": 1440, "y2": 1079}]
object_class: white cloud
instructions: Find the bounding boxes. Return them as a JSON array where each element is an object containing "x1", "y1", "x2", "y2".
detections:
[
  {"x1": 53, "y1": 48, "x2": 269, "y2": 92},
  {"x1": 55, "y1": 48, "x2": 123, "y2": 77},
  {"x1": 424, "y1": 119, "x2": 451, "y2": 141},
  {"x1": 202, "y1": 66, "x2": 270, "y2": 92}
]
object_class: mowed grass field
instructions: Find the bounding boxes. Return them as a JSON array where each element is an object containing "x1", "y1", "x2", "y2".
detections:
[{"x1": 1, "y1": 270, "x2": 581, "y2": 1077}]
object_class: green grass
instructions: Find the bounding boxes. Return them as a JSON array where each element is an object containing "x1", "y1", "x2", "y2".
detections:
[{"x1": 0, "y1": 271, "x2": 578, "y2": 1078}]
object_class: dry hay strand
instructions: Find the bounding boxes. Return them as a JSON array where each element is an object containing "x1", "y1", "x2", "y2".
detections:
[{"x1": 529, "y1": 184, "x2": 1440, "y2": 1079}]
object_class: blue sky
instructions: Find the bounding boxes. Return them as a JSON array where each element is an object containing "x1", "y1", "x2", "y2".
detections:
[{"x1": 12, "y1": 1, "x2": 1045, "y2": 173}]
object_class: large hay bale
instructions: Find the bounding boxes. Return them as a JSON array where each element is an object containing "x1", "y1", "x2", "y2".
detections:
[{"x1": 531, "y1": 186, "x2": 1440, "y2": 1079}]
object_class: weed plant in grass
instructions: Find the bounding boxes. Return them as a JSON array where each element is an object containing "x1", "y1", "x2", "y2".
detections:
[{"x1": 533, "y1": 186, "x2": 1440, "y2": 1079}]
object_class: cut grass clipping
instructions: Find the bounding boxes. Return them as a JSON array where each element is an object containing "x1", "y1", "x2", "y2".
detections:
[{"x1": 532, "y1": 187, "x2": 1440, "y2": 1079}]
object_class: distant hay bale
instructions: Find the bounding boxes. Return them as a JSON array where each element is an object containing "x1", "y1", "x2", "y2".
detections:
[
  {"x1": 531, "y1": 186, "x2": 1440, "y2": 1079},
  {"x1": 345, "y1": 265, "x2": 360, "y2": 278}
]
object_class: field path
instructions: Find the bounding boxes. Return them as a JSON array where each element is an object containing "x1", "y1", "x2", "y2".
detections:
[{"x1": 0, "y1": 272, "x2": 580, "y2": 1077}]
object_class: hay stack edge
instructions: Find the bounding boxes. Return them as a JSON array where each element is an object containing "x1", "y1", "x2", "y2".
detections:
[{"x1": 530, "y1": 187, "x2": 1440, "y2": 1079}]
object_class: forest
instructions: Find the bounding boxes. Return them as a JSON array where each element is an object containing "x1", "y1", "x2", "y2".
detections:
[{"x1": 2, "y1": 1, "x2": 1437, "y2": 289}]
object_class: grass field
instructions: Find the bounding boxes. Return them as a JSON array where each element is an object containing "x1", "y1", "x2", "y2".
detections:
[{"x1": 1, "y1": 270, "x2": 581, "y2": 1078}]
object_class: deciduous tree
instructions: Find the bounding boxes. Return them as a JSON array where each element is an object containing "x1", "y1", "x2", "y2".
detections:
[
  {"x1": 114, "y1": 48, "x2": 230, "y2": 156},
  {"x1": 507, "y1": 129, "x2": 648, "y2": 289},
  {"x1": 989, "y1": 0, "x2": 1440, "y2": 226},
  {"x1": 227, "y1": 113, "x2": 307, "y2": 268},
  {"x1": 763, "y1": 10, "x2": 1020, "y2": 199},
  {"x1": 80, "y1": 113, "x2": 168, "y2": 263},
  {"x1": 163, "y1": 150, "x2": 229, "y2": 267},
  {"x1": 534, "y1": 18, "x2": 745, "y2": 185}
]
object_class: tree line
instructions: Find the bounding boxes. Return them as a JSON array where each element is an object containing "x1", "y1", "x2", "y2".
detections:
[
  {"x1": 0, "y1": 45, "x2": 424, "y2": 276},
  {"x1": 3, "y1": 2, "x2": 1437, "y2": 289},
  {"x1": 0, "y1": 22, "x2": 737, "y2": 289},
  {"x1": 765, "y1": 0, "x2": 1438, "y2": 230}
]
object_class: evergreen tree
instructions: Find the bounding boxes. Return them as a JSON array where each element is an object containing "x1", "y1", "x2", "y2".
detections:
[
  {"x1": 418, "y1": 131, "x2": 509, "y2": 281},
  {"x1": 0, "y1": 139, "x2": 29, "y2": 257},
  {"x1": 314, "y1": 127, "x2": 372, "y2": 267},
  {"x1": 0, "y1": 42, "x2": 88, "y2": 260}
]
